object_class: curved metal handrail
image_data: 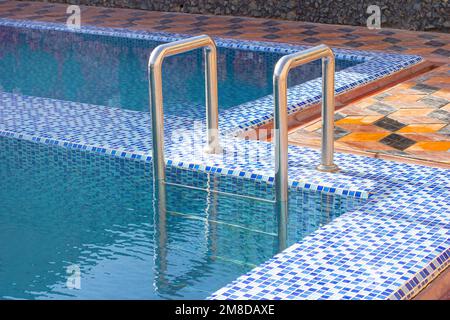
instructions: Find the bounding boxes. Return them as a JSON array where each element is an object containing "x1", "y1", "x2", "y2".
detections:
[
  {"x1": 273, "y1": 44, "x2": 339, "y2": 251},
  {"x1": 148, "y1": 35, "x2": 222, "y2": 184}
]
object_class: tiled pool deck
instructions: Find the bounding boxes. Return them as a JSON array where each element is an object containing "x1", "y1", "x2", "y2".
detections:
[{"x1": 0, "y1": 1, "x2": 449, "y2": 299}]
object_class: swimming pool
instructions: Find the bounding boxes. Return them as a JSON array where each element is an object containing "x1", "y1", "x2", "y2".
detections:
[
  {"x1": 0, "y1": 18, "x2": 440, "y2": 301},
  {"x1": 0, "y1": 22, "x2": 360, "y2": 114},
  {"x1": 0, "y1": 136, "x2": 365, "y2": 299}
]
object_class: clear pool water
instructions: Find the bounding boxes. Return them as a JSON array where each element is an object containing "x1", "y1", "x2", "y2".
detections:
[
  {"x1": 0, "y1": 25, "x2": 360, "y2": 115},
  {"x1": 0, "y1": 136, "x2": 365, "y2": 299}
]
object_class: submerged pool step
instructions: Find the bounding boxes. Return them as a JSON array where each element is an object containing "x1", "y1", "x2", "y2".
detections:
[
  {"x1": 167, "y1": 210, "x2": 278, "y2": 237},
  {"x1": 164, "y1": 181, "x2": 275, "y2": 204}
]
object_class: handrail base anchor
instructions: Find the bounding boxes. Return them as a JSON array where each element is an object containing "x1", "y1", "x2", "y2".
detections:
[{"x1": 316, "y1": 163, "x2": 340, "y2": 173}]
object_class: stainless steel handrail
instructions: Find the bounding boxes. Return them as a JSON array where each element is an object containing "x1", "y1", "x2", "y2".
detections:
[
  {"x1": 148, "y1": 35, "x2": 222, "y2": 184},
  {"x1": 273, "y1": 44, "x2": 339, "y2": 250}
]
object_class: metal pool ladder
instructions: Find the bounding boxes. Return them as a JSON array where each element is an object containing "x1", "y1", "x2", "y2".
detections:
[
  {"x1": 273, "y1": 44, "x2": 340, "y2": 249},
  {"x1": 148, "y1": 35, "x2": 222, "y2": 186}
]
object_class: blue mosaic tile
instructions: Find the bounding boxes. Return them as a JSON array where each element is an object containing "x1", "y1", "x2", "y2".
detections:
[{"x1": 0, "y1": 18, "x2": 447, "y2": 300}]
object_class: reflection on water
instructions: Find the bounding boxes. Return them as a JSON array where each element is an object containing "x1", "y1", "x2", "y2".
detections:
[
  {"x1": 0, "y1": 26, "x2": 360, "y2": 115},
  {"x1": 0, "y1": 137, "x2": 366, "y2": 299}
]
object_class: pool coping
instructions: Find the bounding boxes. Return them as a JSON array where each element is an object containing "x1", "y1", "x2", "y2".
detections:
[{"x1": 0, "y1": 18, "x2": 448, "y2": 300}]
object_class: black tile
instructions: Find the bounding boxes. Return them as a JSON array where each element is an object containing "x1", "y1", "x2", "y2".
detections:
[
  {"x1": 343, "y1": 41, "x2": 364, "y2": 48},
  {"x1": 428, "y1": 109, "x2": 450, "y2": 122},
  {"x1": 378, "y1": 30, "x2": 395, "y2": 35},
  {"x1": 35, "y1": 9, "x2": 50, "y2": 15},
  {"x1": 410, "y1": 83, "x2": 440, "y2": 93},
  {"x1": 418, "y1": 33, "x2": 436, "y2": 39},
  {"x1": 120, "y1": 22, "x2": 136, "y2": 28},
  {"x1": 301, "y1": 29, "x2": 319, "y2": 36},
  {"x1": 185, "y1": 28, "x2": 204, "y2": 34},
  {"x1": 263, "y1": 34, "x2": 280, "y2": 40},
  {"x1": 223, "y1": 30, "x2": 243, "y2": 36},
  {"x1": 383, "y1": 37, "x2": 401, "y2": 44},
  {"x1": 316, "y1": 126, "x2": 349, "y2": 139},
  {"x1": 16, "y1": 2, "x2": 31, "y2": 7},
  {"x1": 264, "y1": 27, "x2": 281, "y2": 33},
  {"x1": 229, "y1": 24, "x2": 244, "y2": 29},
  {"x1": 343, "y1": 34, "x2": 360, "y2": 40},
  {"x1": 190, "y1": 21, "x2": 206, "y2": 27},
  {"x1": 387, "y1": 45, "x2": 407, "y2": 52},
  {"x1": 337, "y1": 27, "x2": 354, "y2": 33},
  {"x1": 432, "y1": 48, "x2": 450, "y2": 57},
  {"x1": 262, "y1": 20, "x2": 280, "y2": 26},
  {"x1": 161, "y1": 13, "x2": 177, "y2": 18},
  {"x1": 92, "y1": 14, "x2": 111, "y2": 19},
  {"x1": 302, "y1": 24, "x2": 317, "y2": 29},
  {"x1": 196, "y1": 16, "x2": 210, "y2": 21},
  {"x1": 100, "y1": 9, "x2": 116, "y2": 14},
  {"x1": 127, "y1": 17, "x2": 143, "y2": 22},
  {"x1": 419, "y1": 96, "x2": 449, "y2": 108},
  {"x1": 367, "y1": 102, "x2": 397, "y2": 115},
  {"x1": 374, "y1": 117, "x2": 406, "y2": 131},
  {"x1": 229, "y1": 17, "x2": 244, "y2": 23},
  {"x1": 334, "y1": 112, "x2": 346, "y2": 121},
  {"x1": 438, "y1": 125, "x2": 450, "y2": 136},
  {"x1": 425, "y1": 40, "x2": 446, "y2": 47},
  {"x1": 159, "y1": 19, "x2": 173, "y2": 24},
  {"x1": 130, "y1": 11, "x2": 147, "y2": 17},
  {"x1": 380, "y1": 134, "x2": 416, "y2": 151},
  {"x1": 153, "y1": 25, "x2": 172, "y2": 30},
  {"x1": 303, "y1": 37, "x2": 320, "y2": 43}
]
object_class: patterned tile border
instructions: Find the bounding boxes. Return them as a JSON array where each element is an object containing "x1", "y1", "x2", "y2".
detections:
[{"x1": 0, "y1": 18, "x2": 448, "y2": 300}]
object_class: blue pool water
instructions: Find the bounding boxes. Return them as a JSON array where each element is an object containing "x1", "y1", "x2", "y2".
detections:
[
  {"x1": 0, "y1": 25, "x2": 360, "y2": 115},
  {"x1": 0, "y1": 136, "x2": 366, "y2": 299}
]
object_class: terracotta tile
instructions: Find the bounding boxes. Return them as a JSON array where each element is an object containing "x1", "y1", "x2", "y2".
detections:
[
  {"x1": 336, "y1": 124, "x2": 389, "y2": 133},
  {"x1": 337, "y1": 140, "x2": 395, "y2": 152},
  {"x1": 303, "y1": 120, "x2": 322, "y2": 132},
  {"x1": 339, "y1": 104, "x2": 381, "y2": 116},
  {"x1": 399, "y1": 132, "x2": 450, "y2": 142},
  {"x1": 404, "y1": 151, "x2": 450, "y2": 163},
  {"x1": 433, "y1": 88, "x2": 450, "y2": 100},
  {"x1": 335, "y1": 115, "x2": 383, "y2": 125},
  {"x1": 383, "y1": 93, "x2": 427, "y2": 103},
  {"x1": 389, "y1": 108, "x2": 434, "y2": 117}
]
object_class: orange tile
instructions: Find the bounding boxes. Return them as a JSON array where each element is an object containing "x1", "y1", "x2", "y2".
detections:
[
  {"x1": 335, "y1": 115, "x2": 383, "y2": 125},
  {"x1": 406, "y1": 141, "x2": 450, "y2": 152},
  {"x1": 338, "y1": 132, "x2": 389, "y2": 142},
  {"x1": 398, "y1": 124, "x2": 446, "y2": 133}
]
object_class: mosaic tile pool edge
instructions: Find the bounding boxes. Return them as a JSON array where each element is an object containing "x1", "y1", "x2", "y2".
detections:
[
  {"x1": 0, "y1": 18, "x2": 447, "y2": 300},
  {"x1": 0, "y1": 18, "x2": 424, "y2": 135}
]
